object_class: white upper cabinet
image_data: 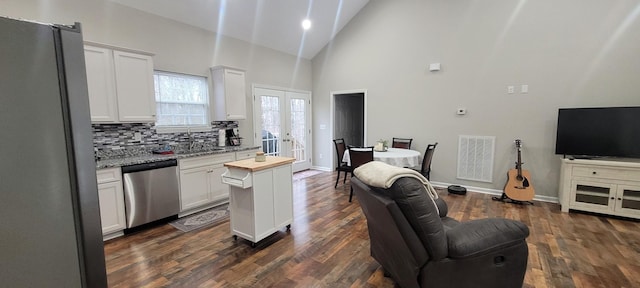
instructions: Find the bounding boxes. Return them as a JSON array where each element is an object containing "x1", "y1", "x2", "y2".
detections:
[
  {"x1": 113, "y1": 51, "x2": 156, "y2": 122},
  {"x1": 84, "y1": 46, "x2": 117, "y2": 122},
  {"x1": 211, "y1": 66, "x2": 246, "y2": 121},
  {"x1": 84, "y1": 43, "x2": 156, "y2": 123}
]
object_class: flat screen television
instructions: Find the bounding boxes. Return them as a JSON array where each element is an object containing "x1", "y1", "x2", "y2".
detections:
[{"x1": 555, "y1": 106, "x2": 640, "y2": 159}]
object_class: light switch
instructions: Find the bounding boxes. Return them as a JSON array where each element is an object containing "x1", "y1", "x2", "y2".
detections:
[{"x1": 521, "y1": 85, "x2": 528, "y2": 93}]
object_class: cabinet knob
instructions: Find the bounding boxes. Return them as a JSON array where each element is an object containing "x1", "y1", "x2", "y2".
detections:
[
  {"x1": 611, "y1": 197, "x2": 615, "y2": 200},
  {"x1": 618, "y1": 198, "x2": 622, "y2": 201},
  {"x1": 592, "y1": 171, "x2": 597, "y2": 174}
]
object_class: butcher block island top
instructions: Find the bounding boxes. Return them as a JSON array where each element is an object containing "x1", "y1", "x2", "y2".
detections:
[{"x1": 223, "y1": 156, "x2": 295, "y2": 172}]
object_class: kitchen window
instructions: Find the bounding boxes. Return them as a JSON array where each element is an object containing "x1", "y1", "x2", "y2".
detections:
[{"x1": 154, "y1": 71, "x2": 210, "y2": 132}]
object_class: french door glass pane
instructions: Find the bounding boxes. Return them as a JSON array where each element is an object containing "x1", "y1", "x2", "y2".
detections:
[
  {"x1": 261, "y1": 95, "x2": 281, "y2": 156},
  {"x1": 290, "y1": 98, "x2": 306, "y2": 162}
]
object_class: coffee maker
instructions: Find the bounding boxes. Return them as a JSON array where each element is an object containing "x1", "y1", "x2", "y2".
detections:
[{"x1": 226, "y1": 128, "x2": 242, "y2": 146}]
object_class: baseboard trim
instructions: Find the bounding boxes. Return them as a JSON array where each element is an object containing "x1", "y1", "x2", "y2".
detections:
[
  {"x1": 430, "y1": 181, "x2": 558, "y2": 203},
  {"x1": 308, "y1": 169, "x2": 560, "y2": 203},
  {"x1": 311, "y1": 166, "x2": 332, "y2": 172}
]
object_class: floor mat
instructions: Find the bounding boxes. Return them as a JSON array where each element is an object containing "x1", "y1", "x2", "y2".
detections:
[{"x1": 169, "y1": 204, "x2": 229, "y2": 232}]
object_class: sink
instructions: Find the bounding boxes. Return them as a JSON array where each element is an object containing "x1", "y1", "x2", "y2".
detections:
[
  {"x1": 174, "y1": 146, "x2": 229, "y2": 156},
  {"x1": 188, "y1": 147, "x2": 227, "y2": 153}
]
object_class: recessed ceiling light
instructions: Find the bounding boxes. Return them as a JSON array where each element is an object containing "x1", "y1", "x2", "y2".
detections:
[{"x1": 302, "y1": 19, "x2": 311, "y2": 30}]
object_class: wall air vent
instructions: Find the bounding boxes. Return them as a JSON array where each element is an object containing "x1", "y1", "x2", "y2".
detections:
[{"x1": 457, "y1": 135, "x2": 495, "y2": 183}]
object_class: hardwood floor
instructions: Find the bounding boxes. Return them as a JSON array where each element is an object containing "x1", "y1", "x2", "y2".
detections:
[{"x1": 104, "y1": 171, "x2": 640, "y2": 287}]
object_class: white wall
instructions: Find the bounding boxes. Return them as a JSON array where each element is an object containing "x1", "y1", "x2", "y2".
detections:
[
  {"x1": 2, "y1": 0, "x2": 312, "y2": 143},
  {"x1": 312, "y1": 0, "x2": 640, "y2": 198}
]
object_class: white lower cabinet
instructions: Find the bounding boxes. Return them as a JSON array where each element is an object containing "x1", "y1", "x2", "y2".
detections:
[
  {"x1": 96, "y1": 167, "x2": 126, "y2": 240},
  {"x1": 559, "y1": 158, "x2": 640, "y2": 219},
  {"x1": 179, "y1": 153, "x2": 235, "y2": 216}
]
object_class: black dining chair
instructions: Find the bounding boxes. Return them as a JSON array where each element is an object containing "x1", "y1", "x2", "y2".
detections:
[
  {"x1": 333, "y1": 139, "x2": 352, "y2": 188},
  {"x1": 413, "y1": 142, "x2": 438, "y2": 180},
  {"x1": 348, "y1": 146, "x2": 374, "y2": 202},
  {"x1": 392, "y1": 138, "x2": 413, "y2": 149}
]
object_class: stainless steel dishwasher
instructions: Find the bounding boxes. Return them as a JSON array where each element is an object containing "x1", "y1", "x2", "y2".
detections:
[{"x1": 121, "y1": 159, "x2": 180, "y2": 228}]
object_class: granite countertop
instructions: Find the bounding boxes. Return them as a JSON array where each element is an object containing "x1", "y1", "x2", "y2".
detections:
[{"x1": 96, "y1": 146, "x2": 261, "y2": 169}]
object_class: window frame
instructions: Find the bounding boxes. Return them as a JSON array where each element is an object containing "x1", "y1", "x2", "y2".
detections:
[{"x1": 153, "y1": 70, "x2": 211, "y2": 134}]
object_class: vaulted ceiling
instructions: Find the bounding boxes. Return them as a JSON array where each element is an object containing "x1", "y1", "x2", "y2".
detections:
[{"x1": 109, "y1": 0, "x2": 370, "y2": 59}]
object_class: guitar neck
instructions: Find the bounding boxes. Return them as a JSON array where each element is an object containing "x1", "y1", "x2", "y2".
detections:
[{"x1": 515, "y1": 140, "x2": 523, "y2": 177}]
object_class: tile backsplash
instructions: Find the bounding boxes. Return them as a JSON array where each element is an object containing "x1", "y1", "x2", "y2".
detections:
[{"x1": 93, "y1": 121, "x2": 238, "y2": 159}]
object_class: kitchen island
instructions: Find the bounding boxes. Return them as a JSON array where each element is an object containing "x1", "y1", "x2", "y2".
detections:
[
  {"x1": 222, "y1": 156, "x2": 295, "y2": 246},
  {"x1": 93, "y1": 145, "x2": 261, "y2": 240}
]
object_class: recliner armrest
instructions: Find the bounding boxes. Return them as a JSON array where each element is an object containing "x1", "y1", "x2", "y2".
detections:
[
  {"x1": 434, "y1": 198, "x2": 448, "y2": 218},
  {"x1": 446, "y1": 218, "x2": 529, "y2": 259}
]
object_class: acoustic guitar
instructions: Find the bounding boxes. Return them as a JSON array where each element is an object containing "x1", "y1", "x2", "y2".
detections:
[{"x1": 504, "y1": 139, "x2": 535, "y2": 202}]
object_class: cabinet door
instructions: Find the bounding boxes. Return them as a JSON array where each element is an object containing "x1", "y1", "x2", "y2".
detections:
[
  {"x1": 223, "y1": 69, "x2": 246, "y2": 120},
  {"x1": 253, "y1": 170, "x2": 276, "y2": 240},
  {"x1": 97, "y1": 181, "x2": 126, "y2": 234},
  {"x1": 209, "y1": 164, "x2": 229, "y2": 203},
  {"x1": 569, "y1": 179, "x2": 615, "y2": 213},
  {"x1": 180, "y1": 166, "x2": 212, "y2": 211},
  {"x1": 614, "y1": 185, "x2": 640, "y2": 217},
  {"x1": 113, "y1": 51, "x2": 156, "y2": 122},
  {"x1": 273, "y1": 164, "x2": 293, "y2": 228},
  {"x1": 84, "y1": 46, "x2": 117, "y2": 122}
]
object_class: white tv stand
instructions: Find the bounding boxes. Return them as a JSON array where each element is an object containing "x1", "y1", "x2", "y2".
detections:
[{"x1": 559, "y1": 158, "x2": 640, "y2": 219}]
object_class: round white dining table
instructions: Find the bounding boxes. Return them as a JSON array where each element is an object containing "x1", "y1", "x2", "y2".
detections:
[{"x1": 342, "y1": 147, "x2": 421, "y2": 168}]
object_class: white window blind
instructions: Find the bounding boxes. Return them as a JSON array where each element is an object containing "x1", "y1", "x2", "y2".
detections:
[{"x1": 154, "y1": 71, "x2": 209, "y2": 128}]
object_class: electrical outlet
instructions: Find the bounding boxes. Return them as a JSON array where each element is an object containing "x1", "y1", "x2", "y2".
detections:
[
  {"x1": 319, "y1": 153, "x2": 323, "y2": 159},
  {"x1": 134, "y1": 132, "x2": 142, "y2": 141},
  {"x1": 507, "y1": 86, "x2": 515, "y2": 94}
]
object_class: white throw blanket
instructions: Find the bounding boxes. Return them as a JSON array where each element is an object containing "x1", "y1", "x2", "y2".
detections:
[{"x1": 354, "y1": 161, "x2": 439, "y2": 207}]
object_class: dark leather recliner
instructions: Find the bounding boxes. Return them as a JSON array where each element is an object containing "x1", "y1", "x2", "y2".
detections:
[{"x1": 352, "y1": 177, "x2": 530, "y2": 288}]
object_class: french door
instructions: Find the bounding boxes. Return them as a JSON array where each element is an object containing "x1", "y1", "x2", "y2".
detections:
[{"x1": 254, "y1": 87, "x2": 312, "y2": 172}]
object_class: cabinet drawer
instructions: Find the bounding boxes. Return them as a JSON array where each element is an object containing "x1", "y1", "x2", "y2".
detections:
[
  {"x1": 179, "y1": 153, "x2": 235, "y2": 170},
  {"x1": 96, "y1": 167, "x2": 122, "y2": 184},
  {"x1": 573, "y1": 166, "x2": 640, "y2": 181},
  {"x1": 222, "y1": 167, "x2": 252, "y2": 188},
  {"x1": 235, "y1": 149, "x2": 260, "y2": 160}
]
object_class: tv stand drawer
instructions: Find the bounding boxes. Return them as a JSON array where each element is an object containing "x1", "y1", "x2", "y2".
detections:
[{"x1": 572, "y1": 166, "x2": 640, "y2": 181}]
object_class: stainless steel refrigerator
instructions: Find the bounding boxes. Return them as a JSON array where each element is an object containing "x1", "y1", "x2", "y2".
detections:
[{"x1": 0, "y1": 17, "x2": 107, "y2": 287}]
